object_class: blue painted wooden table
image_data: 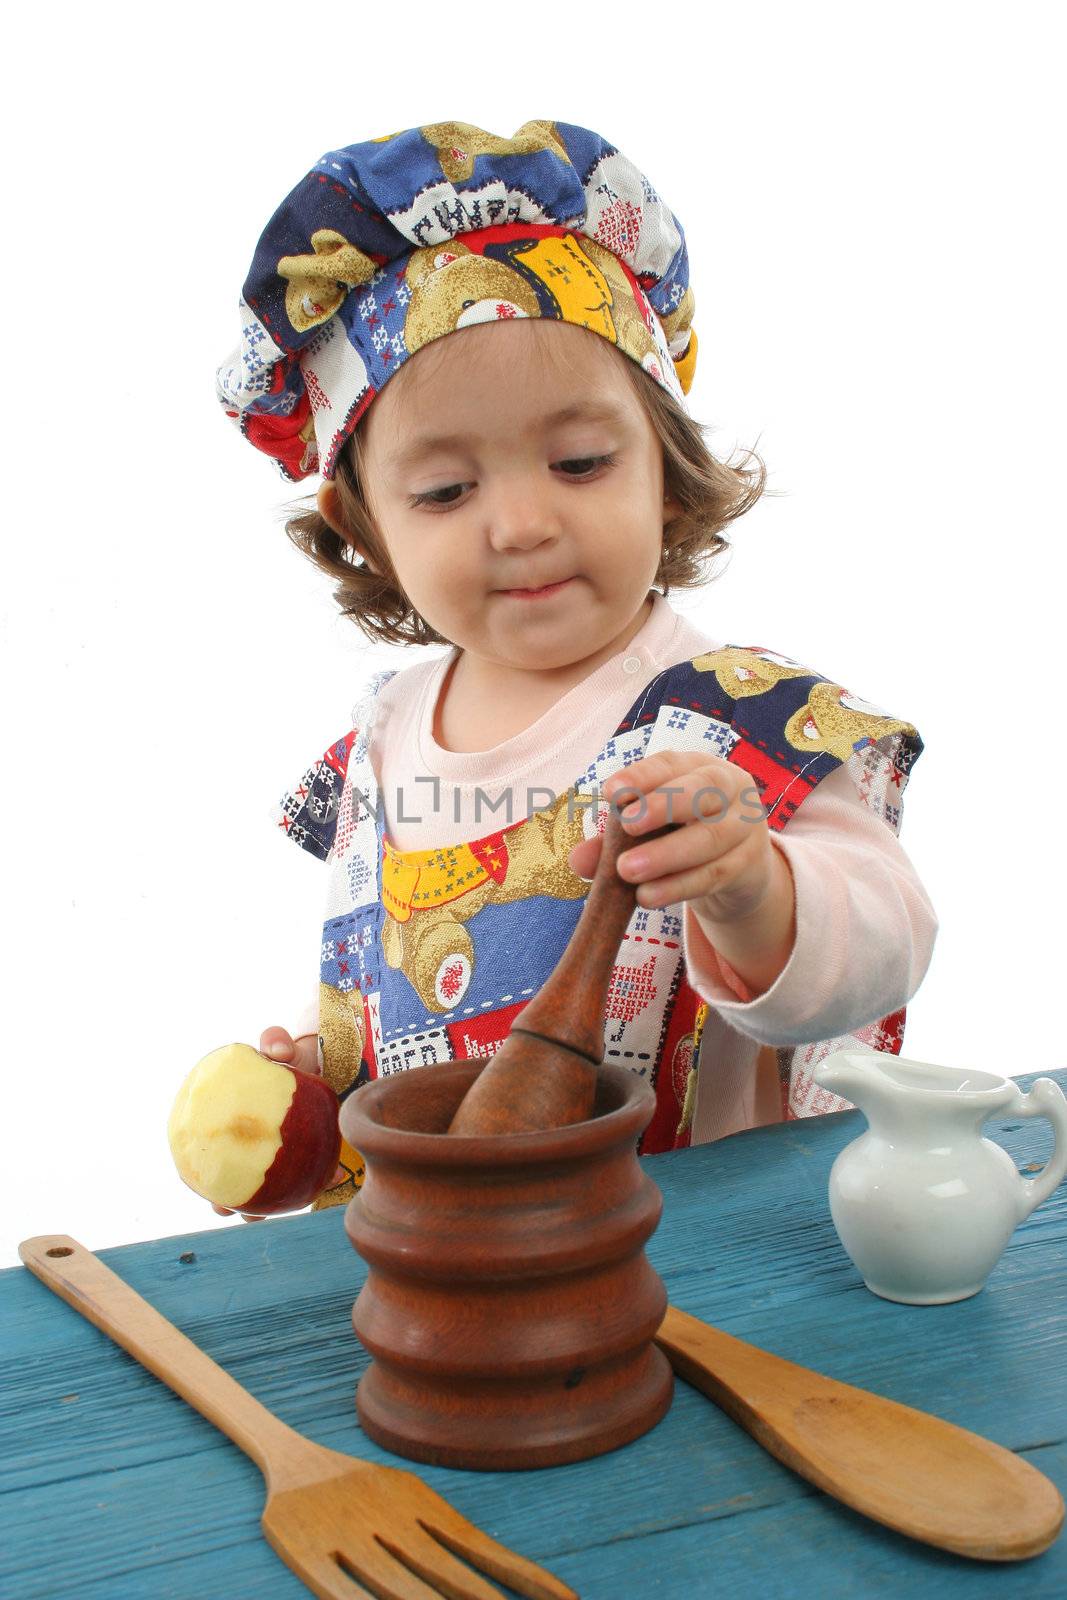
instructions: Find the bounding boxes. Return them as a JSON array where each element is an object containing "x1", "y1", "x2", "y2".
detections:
[{"x1": 3, "y1": 1069, "x2": 1066, "y2": 1599}]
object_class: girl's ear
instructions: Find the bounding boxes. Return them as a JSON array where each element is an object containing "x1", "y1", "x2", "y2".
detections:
[
  {"x1": 316, "y1": 480, "x2": 344, "y2": 532},
  {"x1": 316, "y1": 481, "x2": 380, "y2": 573},
  {"x1": 663, "y1": 487, "x2": 684, "y2": 526}
]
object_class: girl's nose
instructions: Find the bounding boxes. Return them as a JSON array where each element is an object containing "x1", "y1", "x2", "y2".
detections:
[{"x1": 483, "y1": 475, "x2": 562, "y2": 550}]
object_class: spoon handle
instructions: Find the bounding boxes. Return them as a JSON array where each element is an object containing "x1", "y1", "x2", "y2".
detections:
[
  {"x1": 18, "y1": 1235, "x2": 307, "y2": 1481},
  {"x1": 655, "y1": 1304, "x2": 1064, "y2": 1561}
]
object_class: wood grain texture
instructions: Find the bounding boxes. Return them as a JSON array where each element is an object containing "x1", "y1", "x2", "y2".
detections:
[
  {"x1": 655, "y1": 1304, "x2": 1063, "y2": 1560},
  {"x1": 16, "y1": 1236, "x2": 578, "y2": 1600},
  {"x1": 3, "y1": 1070, "x2": 1066, "y2": 1598},
  {"x1": 343, "y1": 1062, "x2": 671, "y2": 1469}
]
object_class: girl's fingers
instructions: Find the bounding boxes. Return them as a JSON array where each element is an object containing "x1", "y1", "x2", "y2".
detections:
[
  {"x1": 572, "y1": 771, "x2": 727, "y2": 874},
  {"x1": 259, "y1": 1026, "x2": 322, "y2": 1075},
  {"x1": 260, "y1": 1025, "x2": 295, "y2": 1060},
  {"x1": 630, "y1": 838, "x2": 755, "y2": 915},
  {"x1": 569, "y1": 782, "x2": 730, "y2": 888},
  {"x1": 617, "y1": 822, "x2": 750, "y2": 907},
  {"x1": 568, "y1": 835, "x2": 602, "y2": 879},
  {"x1": 617, "y1": 807, "x2": 736, "y2": 875},
  {"x1": 611, "y1": 774, "x2": 731, "y2": 836},
  {"x1": 291, "y1": 1032, "x2": 322, "y2": 1075},
  {"x1": 212, "y1": 1203, "x2": 264, "y2": 1223}
]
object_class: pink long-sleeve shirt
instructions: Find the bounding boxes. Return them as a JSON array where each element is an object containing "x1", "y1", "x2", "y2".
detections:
[{"x1": 294, "y1": 593, "x2": 937, "y2": 1141}]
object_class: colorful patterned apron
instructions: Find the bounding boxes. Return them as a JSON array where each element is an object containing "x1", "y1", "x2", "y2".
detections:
[{"x1": 275, "y1": 644, "x2": 923, "y2": 1209}]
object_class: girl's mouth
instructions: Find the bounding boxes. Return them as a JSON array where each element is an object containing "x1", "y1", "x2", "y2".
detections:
[{"x1": 500, "y1": 577, "x2": 575, "y2": 600}]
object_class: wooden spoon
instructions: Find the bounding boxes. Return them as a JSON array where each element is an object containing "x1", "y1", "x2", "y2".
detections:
[
  {"x1": 656, "y1": 1303, "x2": 1064, "y2": 1561},
  {"x1": 448, "y1": 785, "x2": 676, "y2": 1135}
]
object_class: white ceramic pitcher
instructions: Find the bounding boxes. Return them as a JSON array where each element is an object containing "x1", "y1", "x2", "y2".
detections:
[{"x1": 813, "y1": 1050, "x2": 1067, "y2": 1304}]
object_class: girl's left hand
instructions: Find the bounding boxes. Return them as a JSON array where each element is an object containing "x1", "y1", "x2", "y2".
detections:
[{"x1": 567, "y1": 751, "x2": 787, "y2": 926}]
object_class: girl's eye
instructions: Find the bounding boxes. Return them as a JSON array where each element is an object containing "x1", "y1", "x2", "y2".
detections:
[
  {"x1": 554, "y1": 453, "x2": 617, "y2": 478},
  {"x1": 408, "y1": 483, "x2": 469, "y2": 509}
]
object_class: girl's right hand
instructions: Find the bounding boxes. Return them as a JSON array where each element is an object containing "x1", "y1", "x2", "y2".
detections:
[{"x1": 212, "y1": 1026, "x2": 344, "y2": 1222}]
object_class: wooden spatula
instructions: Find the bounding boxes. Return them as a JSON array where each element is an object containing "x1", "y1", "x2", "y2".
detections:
[
  {"x1": 448, "y1": 786, "x2": 676, "y2": 1135},
  {"x1": 656, "y1": 1304, "x2": 1064, "y2": 1561},
  {"x1": 19, "y1": 1235, "x2": 577, "y2": 1600}
]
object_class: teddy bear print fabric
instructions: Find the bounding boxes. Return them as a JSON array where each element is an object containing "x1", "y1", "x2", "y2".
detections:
[{"x1": 217, "y1": 119, "x2": 697, "y2": 481}]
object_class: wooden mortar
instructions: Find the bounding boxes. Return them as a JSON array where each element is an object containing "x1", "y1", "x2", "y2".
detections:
[{"x1": 341, "y1": 1059, "x2": 673, "y2": 1470}]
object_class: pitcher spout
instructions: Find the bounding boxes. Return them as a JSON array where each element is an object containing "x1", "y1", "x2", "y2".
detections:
[
  {"x1": 813, "y1": 1049, "x2": 885, "y2": 1110},
  {"x1": 814, "y1": 1050, "x2": 1013, "y2": 1123}
]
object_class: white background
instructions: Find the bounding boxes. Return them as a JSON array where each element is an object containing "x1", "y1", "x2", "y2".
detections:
[{"x1": 3, "y1": 3, "x2": 1064, "y2": 1267}]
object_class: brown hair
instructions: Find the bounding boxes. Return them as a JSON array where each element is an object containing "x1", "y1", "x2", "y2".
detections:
[{"x1": 280, "y1": 340, "x2": 768, "y2": 648}]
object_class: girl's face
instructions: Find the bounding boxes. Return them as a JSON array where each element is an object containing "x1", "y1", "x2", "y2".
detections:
[{"x1": 320, "y1": 318, "x2": 681, "y2": 674}]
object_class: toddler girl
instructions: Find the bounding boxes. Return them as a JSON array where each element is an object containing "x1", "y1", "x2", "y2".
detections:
[{"x1": 216, "y1": 118, "x2": 937, "y2": 1215}]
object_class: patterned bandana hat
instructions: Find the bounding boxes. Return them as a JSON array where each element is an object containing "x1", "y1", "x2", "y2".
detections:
[{"x1": 216, "y1": 119, "x2": 699, "y2": 482}]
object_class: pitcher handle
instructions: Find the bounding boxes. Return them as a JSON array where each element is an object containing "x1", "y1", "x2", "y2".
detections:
[{"x1": 1004, "y1": 1077, "x2": 1067, "y2": 1217}]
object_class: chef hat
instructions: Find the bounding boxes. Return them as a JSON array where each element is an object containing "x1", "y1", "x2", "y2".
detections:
[{"x1": 217, "y1": 119, "x2": 698, "y2": 482}]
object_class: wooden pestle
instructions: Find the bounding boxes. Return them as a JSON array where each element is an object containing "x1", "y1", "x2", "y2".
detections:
[{"x1": 448, "y1": 783, "x2": 681, "y2": 1136}]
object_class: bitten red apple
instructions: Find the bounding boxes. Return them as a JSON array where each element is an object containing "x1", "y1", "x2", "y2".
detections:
[{"x1": 168, "y1": 1042, "x2": 341, "y2": 1215}]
